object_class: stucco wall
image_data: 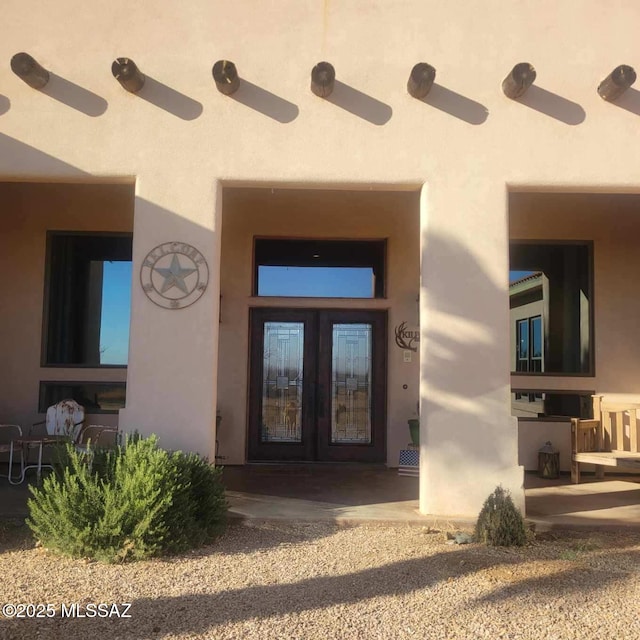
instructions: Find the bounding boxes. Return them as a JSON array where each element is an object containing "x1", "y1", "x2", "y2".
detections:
[
  {"x1": 217, "y1": 188, "x2": 420, "y2": 466},
  {"x1": 2, "y1": 0, "x2": 640, "y2": 515},
  {"x1": 0, "y1": 182, "x2": 133, "y2": 428}
]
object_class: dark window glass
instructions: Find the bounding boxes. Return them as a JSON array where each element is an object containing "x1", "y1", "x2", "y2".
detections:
[
  {"x1": 254, "y1": 239, "x2": 386, "y2": 298},
  {"x1": 45, "y1": 233, "x2": 132, "y2": 366},
  {"x1": 516, "y1": 319, "x2": 529, "y2": 370},
  {"x1": 511, "y1": 391, "x2": 593, "y2": 419},
  {"x1": 39, "y1": 381, "x2": 126, "y2": 413},
  {"x1": 510, "y1": 243, "x2": 592, "y2": 374},
  {"x1": 531, "y1": 316, "x2": 542, "y2": 358}
]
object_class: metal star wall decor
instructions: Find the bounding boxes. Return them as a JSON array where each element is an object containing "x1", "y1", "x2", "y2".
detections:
[{"x1": 140, "y1": 242, "x2": 209, "y2": 309}]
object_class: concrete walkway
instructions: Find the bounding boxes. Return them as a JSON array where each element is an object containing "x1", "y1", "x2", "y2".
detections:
[
  {"x1": 222, "y1": 465, "x2": 640, "y2": 529},
  {"x1": 2, "y1": 464, "x2": 639, "y2": 529}
]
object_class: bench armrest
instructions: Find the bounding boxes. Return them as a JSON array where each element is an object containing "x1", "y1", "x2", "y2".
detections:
[{"x1": 571, "y1": 418, "x2": 603, "y2": 453}]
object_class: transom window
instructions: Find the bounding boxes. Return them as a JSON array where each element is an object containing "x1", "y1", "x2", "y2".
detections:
[{"x1": 254, "y1": 239, "x2": 386, "y2": 298}]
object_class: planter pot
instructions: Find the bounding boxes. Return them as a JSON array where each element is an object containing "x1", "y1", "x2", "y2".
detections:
[{"x1": 408, "y1": 419, "x2": 420, "y2": 446}]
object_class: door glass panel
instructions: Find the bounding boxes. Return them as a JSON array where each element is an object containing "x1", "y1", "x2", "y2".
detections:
[
  {"x1": 261, "y1": 322, "x2": 304, "y2": 443},
  {"x1": 331, "y1": 323, "x2": 372, "y2": 444}
]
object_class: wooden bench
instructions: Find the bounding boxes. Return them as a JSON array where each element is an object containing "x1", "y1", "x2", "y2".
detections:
[{"x1": 571, "y1": 394, "x2": 640, "y2": 483}]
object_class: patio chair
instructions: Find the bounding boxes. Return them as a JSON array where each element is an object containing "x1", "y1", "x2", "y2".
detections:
[
  {"x1": 32, "y1": 399, "x2": 85, "y2": 441},
  {"x1": 22, "y1": 400, "x2": 85, "y2": 478},
  {"x1": 0, "y1": 424, "x2": 24, "y2": 483},
  {"x1": 75, "y1": 425, "x2": 119, "y2": 454}
]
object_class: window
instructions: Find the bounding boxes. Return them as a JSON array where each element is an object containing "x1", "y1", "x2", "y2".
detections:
[
  {"x1": 516, "y1": 315, "x2": 542, "y2": 372},
  {"x1": 39, "y1": 381, "x2": 126, "y2": 413},
  {"x1": 511, "y1": 390, "x2": 593, "y2": 420},
  {"x1": 44, "y1": 233, "x2": 132, "y2": 366},
  {"x1": 510, "y1": 242, "x2": 592, "y2": 374},
  {"x1": 254, "y1": 239, "x2": 386, "y2": 298}
]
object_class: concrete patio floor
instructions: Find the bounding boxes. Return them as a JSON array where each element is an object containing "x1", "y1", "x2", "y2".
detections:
[{"x1": 1, "y1": 464, "x2": 639, "y2": 530}]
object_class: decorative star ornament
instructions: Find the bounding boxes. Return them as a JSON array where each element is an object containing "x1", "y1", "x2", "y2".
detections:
[
  {"x1": 140, "y1": 242, "x2": 209, "y2": 309},
  {"x1": 154, "y1": 253, "x2": 197, "y2": 294}
]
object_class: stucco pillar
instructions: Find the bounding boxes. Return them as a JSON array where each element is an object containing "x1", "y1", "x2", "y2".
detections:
[
  {"x1": 419, "y1": 181, "x2": 524, "y2": 517},
  {"x1": 119, "y1": 176, "x2": 222, "y2": 461}
]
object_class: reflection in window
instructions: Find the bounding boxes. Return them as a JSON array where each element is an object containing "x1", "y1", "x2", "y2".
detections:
[
  {"x1": 99, "y1": 261, "x2": 132, "y2": 364},
  {"x1": 509, "y1": 243, "x2": 592, "y2": 374},
  {"x1": 516, "y1": 315, "x2": 542, "y2": 372},
  {"x1": 258, "y1": 266, "x2": 374, "y2": 298},
  {"x1": 45, "y1": 233, "x2": 132, "y2": 366},
  {"x1": 511, "y1": 391, "x2": 593, "y2": 419},
  {"x1": 254, "y1": 239, "x2": 386, "y2": 298},
  {"x1": 261, "y1": 322, "x2": 304, "y2": 443},
  {"x1": 331, "y1": 323, "x2": 372, "y2": 444},
  {"x1": 39, "y1": 381, "x2": 126, "y2": 413}
]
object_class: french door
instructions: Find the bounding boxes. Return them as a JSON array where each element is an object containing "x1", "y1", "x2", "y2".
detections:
[{"x1": 248, "y1": 308, "x2": 386, "y2": 462}]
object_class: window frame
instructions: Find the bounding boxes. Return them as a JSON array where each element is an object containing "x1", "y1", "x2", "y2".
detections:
[{"x1": 41, "y1": 230, "x2": 133, "y2": 368}]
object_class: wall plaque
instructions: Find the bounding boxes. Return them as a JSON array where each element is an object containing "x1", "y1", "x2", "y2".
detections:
[
  {"x1": 394, "y1": 321, "x2": 420, "y2": 352},
  {"x1": 140, "y1": 242, "x2": 209, "y2": 310}
]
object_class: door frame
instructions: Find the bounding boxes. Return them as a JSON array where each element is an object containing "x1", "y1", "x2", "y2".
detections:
[{"x1": 247, "y1": 307, "x2": 387, "y2": 462}]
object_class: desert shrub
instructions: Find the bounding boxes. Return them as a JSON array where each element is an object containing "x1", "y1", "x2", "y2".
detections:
[
  {"x1": 474, "y1": 485, "x2": 527, "y2": 547},
  {"x1": 27, "y1": 435, "x2": 226, "y2": 562}
]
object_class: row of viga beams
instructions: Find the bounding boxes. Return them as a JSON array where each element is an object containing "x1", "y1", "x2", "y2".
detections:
[{"x1": 9, "y1": 53, "x2": 637, "y2": 103}]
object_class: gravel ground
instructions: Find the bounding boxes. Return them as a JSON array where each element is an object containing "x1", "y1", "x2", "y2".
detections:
[{"x1": 0, "y1": 519, "x2": 639, "y2": 640}]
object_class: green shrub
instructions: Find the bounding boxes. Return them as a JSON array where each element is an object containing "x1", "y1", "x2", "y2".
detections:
[
  {"x1": 474, "y1": 485, "x2": 527, "y2": 547},
  {"x1": 27, "y1": 435, "x2": 227, "y2": 562}
]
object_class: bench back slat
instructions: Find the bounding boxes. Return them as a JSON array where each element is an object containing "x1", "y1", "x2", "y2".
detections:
[{"x1": 594, "y1": 395, "x2": 640, "y2": 454}]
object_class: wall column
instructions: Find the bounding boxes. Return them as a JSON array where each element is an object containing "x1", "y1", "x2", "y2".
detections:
[
  {"x1": 119, "y1": 175, "x2": 222, "y2": 461},
  {"x1": 419, "y1": 181, "x2": 524, "y2": 517}
]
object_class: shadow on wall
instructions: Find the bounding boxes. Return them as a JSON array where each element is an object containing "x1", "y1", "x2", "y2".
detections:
[
  {"x1": 0, "y1": 95, "x2": 10, "y2": 115},
  {"x1": 421, "y1": 231, "x2": 514, "y2": 471},
  {"x1": 515, "y1": 85, "x2": 586, "y2": 125},
  {"x1": 40, "y1": 73, "x2": 109, "y2": 117},
  {"x1": 421, "y1": 83, "x2": 489, "y2": 125},
  {"x1": 0, "y1": 133, "x2": 218, "y2": 450},
  {"x1": 231, "y1": 79, "x2": 299, "y2": 123},
  {"x1": 610, "y1": 86, "x2": 640, "y2": 117},
  {"x1": 326, "y1": 80, "x2": 392, "y2": 125},
  {"x1": 0, "y1": 132, "x2": 91, "y2": 177},
  {"x1": 136, "y1": 76, "x2": 203, "y2": 121}
]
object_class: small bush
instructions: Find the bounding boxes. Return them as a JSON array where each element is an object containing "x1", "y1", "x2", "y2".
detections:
[
  {"x1": 27, "y1": 435, "x2": 227, "y2": 562},
  {"x1": 474, "y1": 485, "x2": 527, "y2": 547}
]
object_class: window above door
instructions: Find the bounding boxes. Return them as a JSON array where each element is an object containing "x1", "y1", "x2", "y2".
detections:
[{"x1": 254, "y1": 238, "x2": 386, "y2": 298}]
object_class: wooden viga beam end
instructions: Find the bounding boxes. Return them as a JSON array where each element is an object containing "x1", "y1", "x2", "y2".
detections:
[
  {"x1": 407, "y1": 63, "x2": 436, "y2": 98},
  {"x1": 11, "y1": 52, "x2": 50, "y2": 89},
  {"x1": 598, "y1": 65, "x2": 636, "y2": 101},
  {"x1": 311, "y1": 61, "x2": 335, "y2": 98},
  {"x1": 111, "y1": 57, "x2": 145, "y2": 93},
  {"x1": 212, "y1": 60, "x2": 240, "y2": 95},
  {"x1": 502, "y1": 62, "x2": 536, "y2": 99}
]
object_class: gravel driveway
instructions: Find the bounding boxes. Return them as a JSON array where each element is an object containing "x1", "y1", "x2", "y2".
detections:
[{"x1": 1, "y1": 519, "x2": 639, "y2": 639}]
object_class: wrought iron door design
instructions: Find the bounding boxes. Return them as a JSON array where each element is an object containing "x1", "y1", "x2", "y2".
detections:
[{"x1": 248, "y1": 309, "x2": 386, "y2": 462}]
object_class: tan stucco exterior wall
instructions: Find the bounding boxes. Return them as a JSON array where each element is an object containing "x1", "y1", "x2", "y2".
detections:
[
  {"x1": 0, "y1": 182, "x2": 133, "y2": 428},
  {"x1": 2, "y1": 0, "x2": 640, "y2": 515},
  {"x1": 217, "y1": 188, "x2": 420, "y2": 466}
]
